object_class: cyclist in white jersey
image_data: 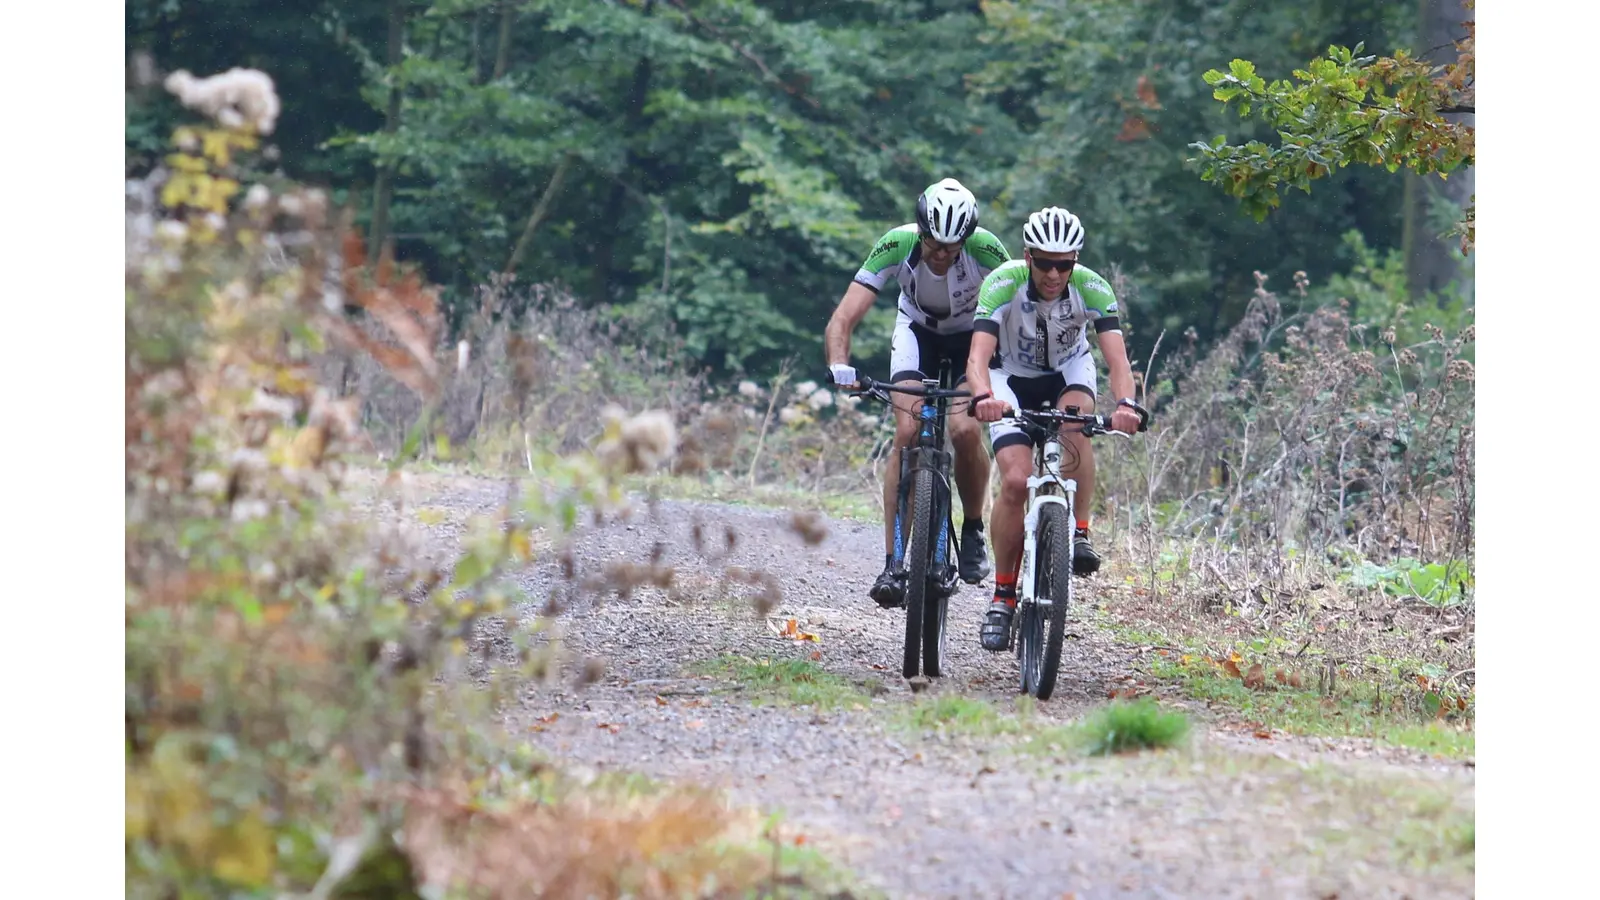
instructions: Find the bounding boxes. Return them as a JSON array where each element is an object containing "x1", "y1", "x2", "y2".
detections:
[
  {"x1": 966, "y1": 207, "x2": 1148, "y2": 651},
  {"x1": 824, "y1": 178, "x2": 1012, "y2": 607}
]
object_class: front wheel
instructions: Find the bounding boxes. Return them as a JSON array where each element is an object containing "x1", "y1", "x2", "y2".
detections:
[
  {"x1": 1033, "y1": 502, "x2": 1075, "y2": 701},
  {"x1": 902, "y1": 467, "x2": 935, "y2": 679}
]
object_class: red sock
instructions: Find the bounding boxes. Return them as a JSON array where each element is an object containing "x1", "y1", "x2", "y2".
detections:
[
  {"x1": 1076, "y1": 519, "x2": 1090, "y2": 533},
  {"x1": 994, "y1": 571, "x2": 1018, "y2": 608}
]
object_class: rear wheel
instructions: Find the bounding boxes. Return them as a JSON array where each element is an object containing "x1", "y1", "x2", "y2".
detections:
[
  {"x1": 1034, "y1": 502, "x2": 1075, "y2": 701},
  {"x1": 902, "y1": 466, "x2": 935, "y2": 679}
]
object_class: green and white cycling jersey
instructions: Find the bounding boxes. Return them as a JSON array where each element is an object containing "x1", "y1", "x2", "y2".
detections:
[
  {"x1": 973, "y1": 260, "x2": 1123, "y2": 378},
  {"x1": 852, "y1": 224, "x2": 1011, "y2": 336}
]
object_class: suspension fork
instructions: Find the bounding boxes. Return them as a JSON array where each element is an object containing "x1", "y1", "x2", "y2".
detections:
[{"x1": 1020, "y1": 435, "x2": 1075, "y2": 608}]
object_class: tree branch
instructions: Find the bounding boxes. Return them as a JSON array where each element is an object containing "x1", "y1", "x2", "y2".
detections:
[{"x1": 503, "y1": 153, "x2": 574, "y2": 279}]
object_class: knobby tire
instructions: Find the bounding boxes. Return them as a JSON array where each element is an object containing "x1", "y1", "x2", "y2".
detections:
[
  {"x1": 1034, "y1": 503, "x2": 1075, "y2": 701},
  {"x1": 902, "y1": 466, "x2": 935, "y2": 679}
]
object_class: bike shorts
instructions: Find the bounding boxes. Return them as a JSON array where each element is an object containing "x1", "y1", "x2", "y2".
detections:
[
  {"x1": 890, "y1": 311, "x2": 972, "y2": 385},
  {"x1": 986, "y1": 354, "x2": 1098, "y2": 453}
]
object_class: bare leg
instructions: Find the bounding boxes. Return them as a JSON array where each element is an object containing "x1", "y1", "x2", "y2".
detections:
[
  {"x1": 947, "y1": 407, "x2": 991, "y2": 522},
  {"x1": 881, "y1": 385, "x2": 922, "y2": 556},
  {"x1": 989, "y1": 444, "x2": 1034, "y2": 579},
  {"x1": 1056, "y1": 388, "x2": 1096, "y2": 526}
]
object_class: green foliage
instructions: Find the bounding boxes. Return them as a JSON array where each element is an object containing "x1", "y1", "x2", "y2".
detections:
[
  {"x1": 1073, "y1": 699, "x2": 1191, "y2": 756},
  {"x1": 1348, "y1": 557, "x2": 1474, "y2": 608},
  {"x1": 1191, "y1": 24, "x2": 1474, "y2": 250},
  {"x1": 128, "y1": 0, "x2": 1441, "y2": 376}
]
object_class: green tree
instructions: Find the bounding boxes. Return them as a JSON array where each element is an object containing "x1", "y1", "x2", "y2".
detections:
[{"x1": 1189, "y1": 6, "x2": 1474, "y2": 254}]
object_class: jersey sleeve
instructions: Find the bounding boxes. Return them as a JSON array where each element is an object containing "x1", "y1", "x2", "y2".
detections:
[
  {"x1": 973, "y1": 260, "x2": 1029, "y2": 336},
  {"x1": 852, "y1": 225, "x2": 918, "y2": 293},
  {"x1": 1072, "y1": 265, "x2": 1122, "y2": 332},
  {"x1": 964, "y1": 227, "x2": 1011, "y2": 273}
]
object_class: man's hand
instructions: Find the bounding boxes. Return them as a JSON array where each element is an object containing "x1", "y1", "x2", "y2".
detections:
[
  {"x1": 974, "y1": 395, "x2": 1009, "y2": 422},
  {"x1": 829, "y1": 363, "x2": 857, "y2": 387},
  {"x1": 1111, "y1": 399, "x2": 1148, "y2": 434}
]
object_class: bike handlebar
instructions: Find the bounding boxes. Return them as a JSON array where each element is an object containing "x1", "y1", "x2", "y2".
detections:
[
  {"x1": 999, "y1": 406, "x2": 1121, "y2": 436},
  {"x1": 842, "y1": 374, "x2": 974, "y2": 401}
]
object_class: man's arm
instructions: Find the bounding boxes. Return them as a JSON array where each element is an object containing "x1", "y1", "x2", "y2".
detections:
[
  {"x1": 1093, "y1": 329, "x2": 1137, "y2": 405},
  {"x1": 966, "y1": 329, "x2": 999, "y2": 398},
  {"x1": 824, "y1": 281, "x2": 878, "y2": 367}
]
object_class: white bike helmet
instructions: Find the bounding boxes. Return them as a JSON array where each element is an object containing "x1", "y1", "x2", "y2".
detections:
[
  {"x1": 915, "y1": 178, "x2": 980, "y2": 243},
  {"x1": 1022, "y1": 206, "x2": 1085, "y2": 253}
]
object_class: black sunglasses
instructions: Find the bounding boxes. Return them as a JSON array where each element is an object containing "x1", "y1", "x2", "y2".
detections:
[{"x1": 1029, "y1": 256, "x2": 1077, "y2": 273}]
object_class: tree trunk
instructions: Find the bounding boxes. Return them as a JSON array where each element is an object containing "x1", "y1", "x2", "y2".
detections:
[
  {"x1": 470, "y1": 6, "x2": 484, "y2": 81},
  {"x1": 591, "y1": 8, "x2": 655, "y2": 306},
  {"x1": 492, "y1": 2, "x2": 515, "y2": 81},
  {"x1": 1405, "y1": 0, "x2": 1475, "y2": 301},
  {"x1": 368, "y1": 0, "x2": 407, "y2": 256}
]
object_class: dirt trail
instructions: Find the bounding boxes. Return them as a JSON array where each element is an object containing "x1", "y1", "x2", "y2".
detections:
[{"x1": 368, "y1": 471, "x2": 1475, "y2": 900}]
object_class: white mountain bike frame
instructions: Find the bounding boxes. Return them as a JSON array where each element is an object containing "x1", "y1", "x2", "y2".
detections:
[{"x1": 1016, "y1": 436, "x2": 1075, "y2": 619}]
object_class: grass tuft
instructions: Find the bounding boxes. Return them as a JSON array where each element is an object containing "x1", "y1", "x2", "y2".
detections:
[
  {"x1": 697, "y1": 655, "x2": 869, "y2": 710},
  {"x1": 1074, "y1": 698, "x2": 1191, "y2": 756}
]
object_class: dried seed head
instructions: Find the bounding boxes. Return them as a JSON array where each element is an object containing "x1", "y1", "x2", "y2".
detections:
[
  {"x1": 752, "y1": 578, "x2": 781, "y2": 617},
  {"x1": 789, "y1": 510, "x2": 829, "y2": 546},
  {"x1": 579, "y1": 656, "x2": 607, "y2": 686}
]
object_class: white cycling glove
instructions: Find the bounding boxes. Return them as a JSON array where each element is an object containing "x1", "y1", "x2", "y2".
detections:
[{"x1": 829, "y1": 363, "x2": 857, "y2": 387}]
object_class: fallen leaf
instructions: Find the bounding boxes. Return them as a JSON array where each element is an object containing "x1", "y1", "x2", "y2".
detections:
[
  {"x1": 686, "y1": 719, "x2": 705, "y2": 730},
  {"x1": 1274, "y1": 669, "x2": 1287, "y2": 684},
  {"x1": 1221, "y1": 659, "x2": 1243, "y2": 679},
  {"x1": 1456, "y1": 696, "x2": 1467, "y2": 711},
  {"x1": 654, "y1": 695, "x2": 668, "y2": 707},
  {"x1": 537, "y1": 713, "x2": 559, "y2": 723},
  {"x1": 1157, "y1": 649, "x2": 1171, "y2": 657},
  {"x1": 793, "y1": 834, "x2": 808, "y2": 846},
  {"x1": 1415, "y1": 674, "x2": 1431, "y2": 689},
  {"x1": 809, "y1": 650, "x2": 822, "y2": 661},
  {"x1": 1253, "y1": 729, "x2": 1272, "y2": 740},
  {"x1": 1289, "y1": 671, "x2": 1304, "y2": 689},
  {"x1": 1243, "y1": 664, "x2": 1266, "y2": 689},
  {"x1": 596, "y1": 722, "x2": 622, "y2": 733}
]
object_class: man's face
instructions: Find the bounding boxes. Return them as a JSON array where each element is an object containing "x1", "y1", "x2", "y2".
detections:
[
  {"x1": 920, "y1": 233, "x2": 962, "y2": 275},
  {"x1": 1026, "y1": 249, "x2": 1078, "y2": 299}
]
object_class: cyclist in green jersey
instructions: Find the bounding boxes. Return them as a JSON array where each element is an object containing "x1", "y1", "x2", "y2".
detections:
[
  {"x1": 824, "y1": 179, "x2": 1012, "y2": 607},
  {"x1": 966, "y1": 207, "x2": 1148, "y2": 651}
]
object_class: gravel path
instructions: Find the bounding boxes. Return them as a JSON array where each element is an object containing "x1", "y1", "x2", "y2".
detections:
[{"x1": 361, "y1": 470, "x2": 1476, "y2": 900}]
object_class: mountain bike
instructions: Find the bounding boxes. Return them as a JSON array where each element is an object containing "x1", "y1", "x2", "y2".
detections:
[
  {"x1": 994, "y1": 405, "x2": 1143, "y2": 700},
  {"x1": 846, "y1": 364, "x2": 973, "y2": 679}
]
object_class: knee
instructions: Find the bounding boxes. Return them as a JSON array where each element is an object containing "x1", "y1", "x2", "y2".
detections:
[
  {"x1": 893, "y1": 416, "x2": 918, "y2": 444},
  {"x1": 950, "y1": 416, "x2": 983, "y2": 448},
  {"x1": 1000, "y1": 466, "x2": 1030, "y2": 502}
]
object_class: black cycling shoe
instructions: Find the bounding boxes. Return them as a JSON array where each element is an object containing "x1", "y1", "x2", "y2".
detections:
[
  {"x1": 1072, "y1": 528, "x2": 1101, "y2": 576},
  {"x1": 979, "y1": 600, "x2": 1014, "y2": 652},
  {"x1": 958, "y1": 520, "x2": 992, "y2": 584},
  {"x1": 870, "y1": 566, "x2": 906, "y2": 609}
]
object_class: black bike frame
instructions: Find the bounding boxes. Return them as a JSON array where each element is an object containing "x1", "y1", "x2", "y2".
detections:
[{"x1": 889, "y1": 360, "x2": 961, "y2": 586}]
